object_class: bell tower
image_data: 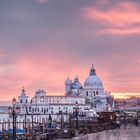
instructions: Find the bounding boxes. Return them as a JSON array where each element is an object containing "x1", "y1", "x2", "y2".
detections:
[{"x1": 65, "y1": 76, "x2": 72, "y2": 95}]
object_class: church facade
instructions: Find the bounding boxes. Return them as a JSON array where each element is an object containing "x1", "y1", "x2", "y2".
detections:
[{"x1": 65, "y1": 65, "x2": 114, "y2": 112}]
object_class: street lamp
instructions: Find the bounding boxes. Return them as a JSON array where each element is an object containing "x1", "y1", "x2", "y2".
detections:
[
  {"x1": 8, "y1": 98, "x2": 20, "y2": 140},
  {"x1": 73, "y1": 102, "x2": 79, "y2": 129}
]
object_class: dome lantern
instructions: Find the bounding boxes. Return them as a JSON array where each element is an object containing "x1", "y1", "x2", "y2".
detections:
[{"x1": 90, "y1": 64, "x2": 96, "y2": 76}]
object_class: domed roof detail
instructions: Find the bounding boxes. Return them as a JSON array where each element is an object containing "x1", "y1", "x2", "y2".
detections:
[
  {"x1": 84, "y1": 65, "x2": 103, "y2": 89},
  {"x1": 71, "y1": 75, "x2": 83, "y2": 89}
]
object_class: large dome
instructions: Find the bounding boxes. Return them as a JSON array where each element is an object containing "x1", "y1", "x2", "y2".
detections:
[
  {"x1": 84, "y1": 65, "x2": 103, "y2": 89},
  {"x1": 84, "y1": 75, "x2": 103, "y2": 88}
]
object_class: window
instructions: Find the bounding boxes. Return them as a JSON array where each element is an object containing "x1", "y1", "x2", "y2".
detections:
[
  {"x1": 86, "y1": 91, "x2": 88, "y2": 96},
  {"x1": 26, "y1": 107, "x2": 28, "y2": 113},
  {"x1": 20, "y1": 99, "x2": 22, "y2": 103},
  {"x1": 96, "y1": 91, "x2": 98, "y2": 95},
  {"x1": 46, "y1": 108, "x2": 48, "y2": 112}
]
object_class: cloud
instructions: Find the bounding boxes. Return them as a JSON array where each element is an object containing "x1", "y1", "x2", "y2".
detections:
[
  {"x1": 98, "y1": 27, "x2": 140, "y2": 35},
  {"x1": 36, "y1": 0, "x2": 48, "y2": 4},
  {"x1": 83, "y1": 2, "x2": 140, "y2": 35}
]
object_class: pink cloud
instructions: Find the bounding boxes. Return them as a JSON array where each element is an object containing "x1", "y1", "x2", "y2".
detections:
[
  {"x1": 83, "y1": 2, "x2": 140, "y2": 35},
  {"x1": 98, "y1": 27, "x2": 140, "y2": 35},
  {"x1": 36, "y1": 0, "x2": 48, "y2": 4},
  {"x1": 0, "y1": 41, "x2": 90, "y2": 100}
]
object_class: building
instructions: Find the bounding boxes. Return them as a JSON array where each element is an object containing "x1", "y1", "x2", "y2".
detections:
[
  {"x1": 0, "y1": 65, "x2": 114, "y2": 130},
  {"x1": 16, "y1": 65, "x2": 114, "y2": 115},
  {"x1": 114, "y1": 97, "x2": 140, "y2": 110},
  {"x1": 65, "y1": 65, "x2": 114, "y2": 112},
  {"x1": 17, "y1": 88, "x2": 89, "y2": 115}
]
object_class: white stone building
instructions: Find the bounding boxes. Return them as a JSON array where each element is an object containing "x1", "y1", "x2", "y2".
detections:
[
  {"x1": 65, "y1": 65, "x2": 114, "y2": 112},
  {"x1": 16, "y1": 65, "x2": 114, "y2": 114},
  {"x1": 17, "y1": 89, "x2": 89, "y2": 115}
]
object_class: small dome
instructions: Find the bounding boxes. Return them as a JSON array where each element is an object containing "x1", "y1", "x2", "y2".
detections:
[
  {"x1": 72, "y1": 81, "x2": 83, "y2": 89},
  {"x1": 71, "y1": 76, "x2": 83, "y2": 89},
  {"x1": 84, "y1": 65, "x2": 103, "y2": 89}
]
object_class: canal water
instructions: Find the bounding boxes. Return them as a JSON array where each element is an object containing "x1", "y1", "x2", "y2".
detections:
[{"x1": 70, "y1": 123, "x2": 140, "y2": 140}]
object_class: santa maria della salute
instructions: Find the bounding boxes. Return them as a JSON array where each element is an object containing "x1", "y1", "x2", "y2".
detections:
[
  {"x1": 16, "y1": 65, "x2": 114, "y2": 116},
  {"x1": 64, "y1": 64, "x2": 114, "y2": 112}
]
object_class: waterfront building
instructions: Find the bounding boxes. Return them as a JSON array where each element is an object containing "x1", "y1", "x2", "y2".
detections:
[
  {"x1": 65, "y1": 65, "x2": 114, "y2": 112},
  {"x1": 15, "y1": 65, "x2": 113, "y2": 115},
  {"x1": 114, "y1": 97, "x2": 140, "y2": 110},
  {"x1": 0, "y1": 65, "x2": 114, "y2": 131},
  {"x1": 15, "y1": 65, "x2": 114, "y2": 114},
  {"x1": 22, "y1": 89, "x2": 89, "y2": 115}
]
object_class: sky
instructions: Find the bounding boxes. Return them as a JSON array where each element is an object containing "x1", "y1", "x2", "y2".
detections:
[{"x1": 0, "y1": 0, "x2": 140, "y2": 100}]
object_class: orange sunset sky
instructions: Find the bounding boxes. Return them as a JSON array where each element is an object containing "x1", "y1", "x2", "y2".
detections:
[{"x1": 0, "y1": 0, "x2": 140, "y2": 101}]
